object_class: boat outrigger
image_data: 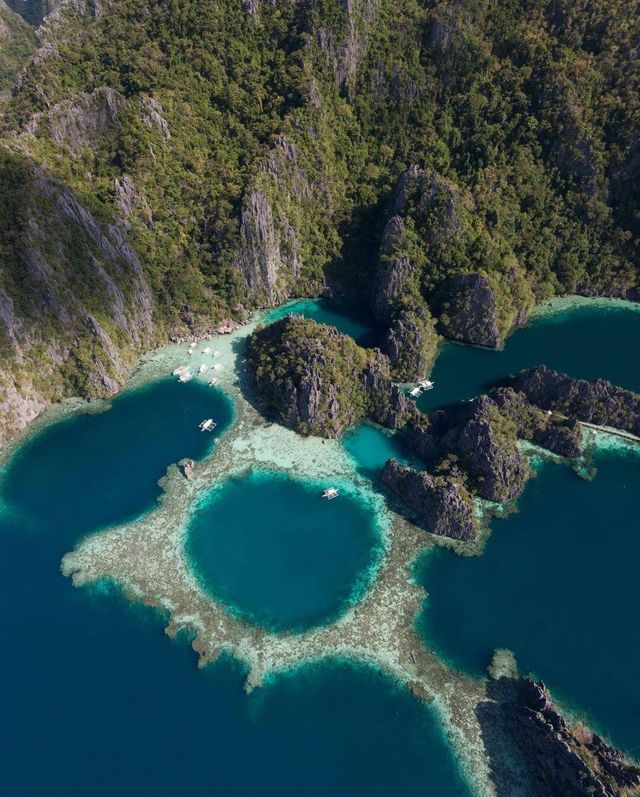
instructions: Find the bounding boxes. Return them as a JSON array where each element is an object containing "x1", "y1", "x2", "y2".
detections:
[
  {"x1": 322, "y1": 487, "x2": 339, "y2": 500},
  {"x1": 173, "y1": 366, "x2": 193, "y2": 383},
  {"x1": 199, "y1": 419, "x2": 217, "y2": 432},
  {"x1": 408, "y1": 379, "x2": 435, "y2": 398}
]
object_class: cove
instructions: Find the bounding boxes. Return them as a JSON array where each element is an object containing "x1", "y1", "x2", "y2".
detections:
[
  {"x1": 266, "y1": 297, "x2": 383, "y2": 348},
  {"x1": 0, "y1": 377, "x2": 234, "y2": 537},
  {"x1": 343, "y1": 422, "x2": 418, "y2": 481},
  {"x1": 417, "y1": 443, "x2": 640, "y2": 755},
  {"x1": 185, "y1": 470, "x2": 382, "y2": 631},
  {"x1": 418, "y1": 300, "x2": 640, "y2": 411}
]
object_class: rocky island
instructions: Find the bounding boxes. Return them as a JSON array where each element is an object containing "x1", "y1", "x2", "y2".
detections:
[{"x1": 246, "y1": 315, "x2": 418, "y2": 437}]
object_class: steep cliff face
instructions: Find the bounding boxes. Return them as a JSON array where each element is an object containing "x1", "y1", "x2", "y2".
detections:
[
  {"x1": 405, "y1": 387, "x2": 583, "y2": 503},
  {"x1": 0, "y1": 150, "x2": 154, "y2": 443},
  {"x1": 407, "y1": 395, "x2": 529, "y2": 503},
  {"x1": 0, "y1": 0, "x2": 36, "y2": 94},
  {"x1": 381, "y1": 304, "x2": 439, "y2": 382},
  {"x1": 246, "y1": 316, "x2": 418, "y2": 437},
  {"x1": 370, "y1": 166, "x2": 535, "y2": 349},
  {"x1": 513, "y1": 366, "x2": 640, "y2": 436},
  {"x1": 381, "y1": 458, "x2": 478, "y2": 541},
  {"x1": 507, "y1": 679, "x2": 640, "y2": 797}
]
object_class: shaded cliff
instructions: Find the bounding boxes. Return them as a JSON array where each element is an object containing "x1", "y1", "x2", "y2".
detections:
[
  {"x1": 0, "y1": 0, "x2": 35, "y2": 94},
  {"x1": 506, "y1": 679, "x2": 640, "y2": 797},
  {"x1": 381, "y1": 459, "x2": 478, "y2": 541},
  {"x1": 513, "y1": 366, "x2": 640, "y2": 437},
  {"x1": 405, "y1": 388, "x2": 582, "y2": 503}
]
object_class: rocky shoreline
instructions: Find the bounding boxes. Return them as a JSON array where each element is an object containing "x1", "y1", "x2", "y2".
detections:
[
  {"x1": 246, "y1": 317, "x2": 640, "y2": 543},
  {"x1": 506, "y1": 679, "x2": 640, "y2": 797}
]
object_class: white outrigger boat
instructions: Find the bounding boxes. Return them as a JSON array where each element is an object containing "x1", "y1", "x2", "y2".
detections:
[
  {"x1": 322, "y1": 487, "x2": 339, "y2": 500},
  {"x1": 173, "y1": 366, "x2": 193, "y2": 383},
  {"x1": 203, "y1": 346, "x2": 212, "y2": 355},
  {"x1": 212, "y1": 350, "x2": 221, "y2": 358},
  {"x1": 208, "y1": 377, "x2": 220, "y2": 387},
  {"x1": 199, "y1": 419, "x2": 217, "y2": 432},
  {"x1": 198, "y1": 363, "x2": 208, "y2": 375},
  {"x1": 213, "y1": 363, "x2": 223, "y2": 371},
  {"x1": 408, "y1": 379, "x2": 435, "y2": 399}
]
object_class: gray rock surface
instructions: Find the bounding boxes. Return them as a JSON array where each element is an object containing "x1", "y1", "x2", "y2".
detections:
[
  {"x1": 381, "y1": 458, "x2": 478, "y2": 540},
  {"x1": 513, "y1": 365, "x2": 640, "y2": 436}
]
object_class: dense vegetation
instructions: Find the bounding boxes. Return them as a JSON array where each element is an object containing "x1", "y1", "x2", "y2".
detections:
[
  {"x1": 0, "y1": 0, "x2": 638, "y2": 440},
  {"x1": 247, "y1": 316, "x2": 416, "y2": 436},
  {"x1": 0, "y1": 0, "x2": 36, "y2": 93}
]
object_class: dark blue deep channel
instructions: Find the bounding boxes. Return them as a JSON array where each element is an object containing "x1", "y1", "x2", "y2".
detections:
[
  {"x1": 418, "y1": 446, "x2": 640, "y2": 756},
  {"x1": 0, "y1": 378, "x2": 470, "y2": 797}
]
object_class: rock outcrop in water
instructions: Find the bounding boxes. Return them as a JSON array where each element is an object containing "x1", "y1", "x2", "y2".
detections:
[
  {"x1": 246, "y1": 316, "x2": 418, "y2": 437},
  {"x1": 406, "y1": 395, "x2": 529, "y2": 503},
  {"x1": 489, "y1": 387, "x2": 583, "y2": 458},
  {"x1": 513, "y1": 366, "x2": 640, "y2": 436},
  {"x1": 381, "y1": 459, "x2": 478, "y2": 540},
  {"x1": 405, "y1": 388, "x2": 583, "y2": 503},
  {"x1": 508, "y1": 679, "x2": 640, "y2": 797}
]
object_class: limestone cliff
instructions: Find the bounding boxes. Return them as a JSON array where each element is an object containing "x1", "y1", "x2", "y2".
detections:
[
  {"x1": 0, "y1": 153, "x2": 154, "y2": 444},
  {"x1": 381, "y1": 458, "x2": 478, "y2": 541},
  {"x1": 246, "y1": 316, "x2": 417, "y2": 438},
  {"x1": 513, "y1": 366, "x2": 640, "y2": 437},
  {"x1": 507, "y1": 679, "x2": 640, "y2": 797}
]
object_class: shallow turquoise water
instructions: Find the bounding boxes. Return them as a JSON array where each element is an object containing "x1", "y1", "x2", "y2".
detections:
[
  {"x1": 1, "y1": 377, "x2": 234, "y2": 535},
  {"x1": 266, "y1": 297, "x2": 383, "y2": 348},
  {"x1": 343, "y1": 423, "x2": 418, "y2": 480},
  {"x1": 418, "y1": 445, "x2": 640, "y2": 755},
  {"x1": 186, "y1": 470, "x2": 382, "y2": 631},
  {"x1": 418, "y1": 302, "x2": 640, "y2": 411},
  {"x1": 0, "y1": 378, "x2": 470, "y2": 797}
]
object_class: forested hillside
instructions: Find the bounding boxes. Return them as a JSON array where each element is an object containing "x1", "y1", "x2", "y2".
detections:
[
  {"x1": 0, "y1": 0, "x2": 36, "y2": 94},
  {"x1": 0, "y1": 0, "x2": 638, "y2": 442}
]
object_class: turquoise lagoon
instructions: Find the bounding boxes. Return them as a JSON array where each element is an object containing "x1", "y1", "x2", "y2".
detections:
[
  {"x1": 1, "y1": 377, "x2": 234, "y2": 535},
  {"x1": 266, "y1": 296, "x2": 383, "y2": 348},
  {"x1": 185, "y1": 471, "x2": 382, "y2": 631},
  {"x1": 343, "y1": 422, "x2": 418, "y2": 480},
  {"x1": 418, "y1": 300, "x2": 640, "y2": 411},
  {"x1": 0, "y1": 375, "x2": 470, "y2": 796}
]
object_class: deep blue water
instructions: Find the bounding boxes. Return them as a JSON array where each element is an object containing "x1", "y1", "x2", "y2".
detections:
[
  {"x1": 266, "y1": 297, "x2": 383, "y2": 348},
  {"x1": 418, "y1": 302, "x2": 640, "y2": 411},
  {"x1": 0, "y1": 377, "x2": 470, "y2": 797},
  {"x1": 418, "y1": 446, "x2": 640, "y2": 755},
  {"x1": 185, "y1": 471, "x2": 382, "y2": 631},
  {"x1": 1, "y1": 377, "x2": 234, "y2": 536}
]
